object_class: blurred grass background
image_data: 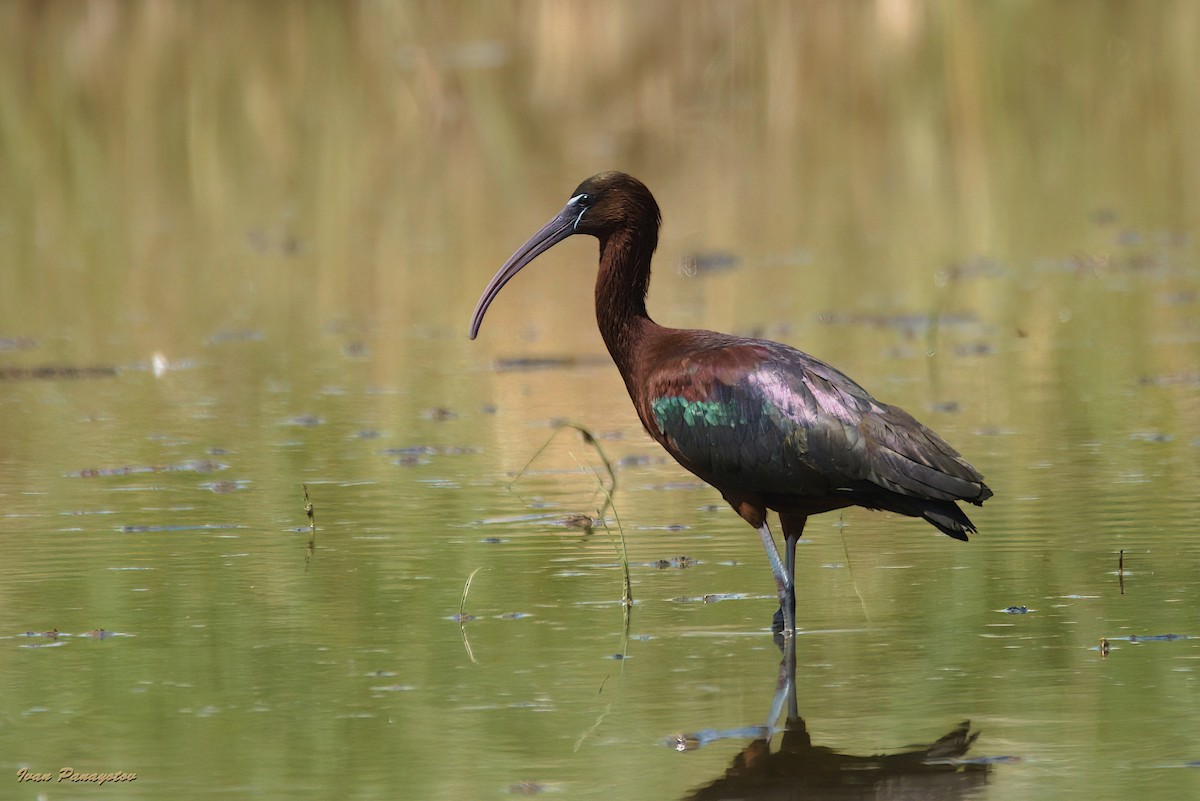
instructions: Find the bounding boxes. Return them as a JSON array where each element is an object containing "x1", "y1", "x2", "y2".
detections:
[{"x1": 2, "y1": 1, "x2": 1196, "y2": 342}]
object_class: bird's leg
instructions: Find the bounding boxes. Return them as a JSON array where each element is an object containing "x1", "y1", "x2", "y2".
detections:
[
  {"x1": 756, "y1": 521, "x2": 788, "y2": 597},
  {"x1": 723, "y1": 494, "x2": 788, "y2": 634},
  {"x1": 756, "y1": 521, "x2": 793, "y2": 634},
  {"x1": 778, "y1": 514, "x2": 809, "y2": 636}
]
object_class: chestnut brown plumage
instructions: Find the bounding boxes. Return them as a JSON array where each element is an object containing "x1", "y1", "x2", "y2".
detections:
[{"x1": 470, "y1": 172, "x2": 991, "y2": 635}]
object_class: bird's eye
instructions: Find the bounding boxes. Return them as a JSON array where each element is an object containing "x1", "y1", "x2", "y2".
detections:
[{"x1": 570, "y1": 192, "x2": 590, "y2": 207}]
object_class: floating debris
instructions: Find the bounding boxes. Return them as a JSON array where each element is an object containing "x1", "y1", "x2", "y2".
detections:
[
  {"x1": 423, "y1": 407, "x2": 459, "y2": 421},
  {"x1": 492, "y1": 355, "x2": 609, "y2": 372},
  {"x1": 651, "y1": 556, "x2": 696, "y2": 569},
  {"x1": 199, "y1": 480, "x2": 248, "y2": 494},
  {"x1": 1001, "y1": 606, "x2": 1031, "y2": 615},
  {"x1": 0, "y1": 365, "x2": 117, "y2": 380},
  {"x1": 69, "y1": 459, "x2": 228, "y2": 478},
  {"x1": 558, "y1": 514, "x2": 594, "y2": 531},
  {"x1": 671, "y1": 593, "x2": 750, "y2": 604},
  {"x1": 121, "y1": 524, "x2": 240, "y2": 533},
  {"x1": 1097, "y1": 634, "x2": 1190, "y2": 654},
  {"x1": 1111, "y1": 633, "x2": 1189, "y2": 643},
  {"x1": 702, "y1": 592, "x2": 749, "y2": 603},
  {"x1": 1130, "y1": 432, "x2": 1174, "y2": 443},
  {"x1": 954, "y1": 342, "x2": 996, "y2": 356},
  {"x1": 507, "y1": 779, "x2": 556, "y2": 796},
  {"x1": 18, "y1": 628, "x2": 125, "y2": 641},
  {"x1": 384, "y1": 445, "x2": 479, "y2": 466},
  {"x1": 169, "y1": 460, "x2": 226, "y2": 473},
  {"x1": 22, "y1": 629, "x2": 59, "y2": 639},
  {"x1": 383, "y1": 446, "x2": 438, "y2": 456}
]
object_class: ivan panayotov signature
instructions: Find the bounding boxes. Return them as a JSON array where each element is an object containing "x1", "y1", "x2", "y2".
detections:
[{"x1": 17, "y1": 767, "x2": 137, "y2": 785}]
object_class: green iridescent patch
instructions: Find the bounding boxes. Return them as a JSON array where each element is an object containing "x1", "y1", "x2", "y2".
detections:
[{"x1": 652, "y1": 396, "x2": 750, "y2": 429}]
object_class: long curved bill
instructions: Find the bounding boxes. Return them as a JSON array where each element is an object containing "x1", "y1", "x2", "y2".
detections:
[{"x1": 468, "y1": 202, "x2": 581, "y2": 339}]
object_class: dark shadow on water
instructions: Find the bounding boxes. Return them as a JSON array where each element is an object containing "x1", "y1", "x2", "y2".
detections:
[{"x1": 679, "y1": 636, "x2": 993, "y2": 801}]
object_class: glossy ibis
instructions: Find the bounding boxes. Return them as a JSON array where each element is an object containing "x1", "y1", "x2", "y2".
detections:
[{"x1": 469, "y1": 172, "x2": 992, "y2": 634}]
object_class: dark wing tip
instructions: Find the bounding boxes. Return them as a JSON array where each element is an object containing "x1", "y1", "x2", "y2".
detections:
[{"x1": 920, "y1": 502, "x2": 977, "y2": 541}]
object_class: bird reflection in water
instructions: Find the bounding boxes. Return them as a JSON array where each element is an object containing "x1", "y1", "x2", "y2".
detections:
[{"x1": 678, "y1": 636, "x2": 994, "y2": 801}]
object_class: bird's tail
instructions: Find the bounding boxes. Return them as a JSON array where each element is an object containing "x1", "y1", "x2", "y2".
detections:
[{"x1": 878, "y1": 496, "x2": 978, "y2": 542}]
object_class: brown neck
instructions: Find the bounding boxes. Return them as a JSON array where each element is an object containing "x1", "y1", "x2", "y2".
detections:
[{"x1": 594, "y1": 227, "x2": 657, "y2": 382}]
